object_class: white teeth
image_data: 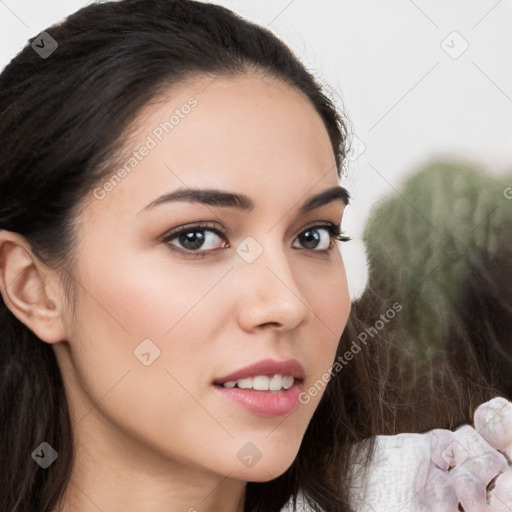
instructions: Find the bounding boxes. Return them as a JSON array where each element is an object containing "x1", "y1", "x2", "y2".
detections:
[
  {"x1": 221, "y1": 375, "x2": 295, "y2": 391},
  {"x1": 252, "y1": 376, "x2": 270, "y2": 390},
  {"x1": 282, "y1": 376, "x2": 294, "y2": 389},
  {"x1": 269, "y1": 375, "x2": 282, "y2": 391},
  {"x1": 237, "y1": 378, "x2": 253, "y2": 389}
]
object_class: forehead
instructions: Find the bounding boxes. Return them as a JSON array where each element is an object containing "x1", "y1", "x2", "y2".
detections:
[{"x1": 82, "y1": 73, "x2": 340, "y2": 217}]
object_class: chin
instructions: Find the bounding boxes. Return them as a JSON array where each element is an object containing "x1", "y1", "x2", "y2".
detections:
[
  {"x1": 230, "y1": 450, "x2": 299, "y2": 483},
  {"x1": 238, "y1": 464, "x2": 294, "y2": 483}
]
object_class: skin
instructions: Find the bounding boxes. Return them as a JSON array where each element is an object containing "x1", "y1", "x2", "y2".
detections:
[{"x1": 0, "y1": 72, "x2": 351, "y2": 511}]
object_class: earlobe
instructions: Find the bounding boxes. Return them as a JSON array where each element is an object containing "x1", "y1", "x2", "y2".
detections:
[{"x1": 0, "y1": 230, "x2": 67, "y2": 344}]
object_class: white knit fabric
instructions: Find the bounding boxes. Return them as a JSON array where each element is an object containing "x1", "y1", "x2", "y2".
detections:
[{"x1": 349, "y1": 433, "x2": 440, "y2": 511}]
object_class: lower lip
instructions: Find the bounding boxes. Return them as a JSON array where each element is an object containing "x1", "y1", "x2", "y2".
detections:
[{"x1": 212, "y1": 382, "x2": 302, "y2": 417}]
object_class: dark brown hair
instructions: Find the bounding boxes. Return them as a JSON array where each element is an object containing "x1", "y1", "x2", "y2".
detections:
[{"x1": 447, "y1": 247, "x2": 512, "y2": 400}]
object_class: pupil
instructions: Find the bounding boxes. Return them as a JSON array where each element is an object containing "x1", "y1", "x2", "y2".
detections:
[
  {"x1": 180, "y1": 231, "x2": 205, "y2": 250},
  {"x1": 301, "y1": 229, "x2": 319, "y2": 249}
]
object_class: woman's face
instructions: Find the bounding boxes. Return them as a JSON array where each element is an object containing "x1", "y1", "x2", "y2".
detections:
[{"x1": 55, "y1": 73, "x2": 351, "y2": 483}]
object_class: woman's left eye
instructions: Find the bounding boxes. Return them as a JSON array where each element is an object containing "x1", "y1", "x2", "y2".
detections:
[
  {"x1": 292, "y1": 224, "x2": 347, "y2": 251},
  {"x1": 162, "y1": 222, "x2": 350, "y2": 256}
]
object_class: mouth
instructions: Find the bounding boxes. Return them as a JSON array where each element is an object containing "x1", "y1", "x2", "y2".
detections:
[
  {"x1": 214, "y1": 374, "x2": 301, "y2": 392},
  {"x1": 212, "y1": 358, "x2": 306, "y2": 417},
  {"x1": 213, "y1": 358, "x2": 306, "y2": 385}
]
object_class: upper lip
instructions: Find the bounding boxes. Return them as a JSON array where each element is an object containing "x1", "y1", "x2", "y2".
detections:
[{"x1": 213, "y1": 358, "x2": 306, "y2": 385}]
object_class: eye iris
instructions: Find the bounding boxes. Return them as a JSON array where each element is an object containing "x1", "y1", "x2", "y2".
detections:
[
  {"x1": 300, "y1": 229, "x2": 320, "y2": 249},
  {"x1": 180, "y1": 231, "x2": 205, "y2": 250}
]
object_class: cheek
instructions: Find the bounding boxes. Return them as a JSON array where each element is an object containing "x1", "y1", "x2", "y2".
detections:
[
  {"x1": 298, "y1": 253, "x2": 350, "y2": 392},
  {"x1": 67, "y1": 247, "x2": 238, "y2": 403},
  {"x1": 64, "y1": 254, "x2": 238, "y2": 462},
  {"x1": 73, "y1": 245, "x2": 232, "y2": 343},
  {"x1": 301, "y1": 252, "x2": 350, "y2": 338}
]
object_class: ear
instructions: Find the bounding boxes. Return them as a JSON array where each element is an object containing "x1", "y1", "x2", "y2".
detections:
[{"x1": 0, "y1": 230, "x2": 67, "y2": 344}]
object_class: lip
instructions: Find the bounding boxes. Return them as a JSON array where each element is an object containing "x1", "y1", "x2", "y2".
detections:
[
  {"x1": 213, "y1": 382, "x2": 302, "y2": 417},
  {"x1": 213, "y1": 358, "x2": 306, "y2": 385}
]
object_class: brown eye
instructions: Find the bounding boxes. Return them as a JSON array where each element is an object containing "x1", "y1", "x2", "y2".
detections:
[
  {"x1": 176, "y1": 231, "x2": 207, "y2": 251},
  {"x1": 297, "y1": 228, "x2": 324, "y2": 250},
  {"x1": 162, "y1": 223, "x2": 229, "y2": 254},
  {"x1": 293, "y1": 224, "x2": 347, "y2": 251}
]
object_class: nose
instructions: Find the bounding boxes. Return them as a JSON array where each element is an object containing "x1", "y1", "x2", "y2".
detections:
[{"x1": 235, "y1": 239, "x2": 314, "y2": 333}]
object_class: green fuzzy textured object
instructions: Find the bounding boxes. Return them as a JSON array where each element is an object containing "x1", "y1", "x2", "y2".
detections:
[{"x1": 363, "y1": 160, "x2": 512, "y2": 360}]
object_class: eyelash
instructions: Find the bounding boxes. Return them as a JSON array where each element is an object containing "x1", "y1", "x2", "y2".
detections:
[{"x1": 161, "y1": 221, "x2": 351, "y2": 258}]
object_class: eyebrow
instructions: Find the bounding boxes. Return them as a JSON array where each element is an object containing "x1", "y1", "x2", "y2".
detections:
[{"x1": 142, "y1": 185, "x2": 349, "y2": 213}]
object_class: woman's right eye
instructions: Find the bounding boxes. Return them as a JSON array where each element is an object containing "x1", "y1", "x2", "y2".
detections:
[{"x1": 162, "y1": 223, "x2": 229, "y2": 255}]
